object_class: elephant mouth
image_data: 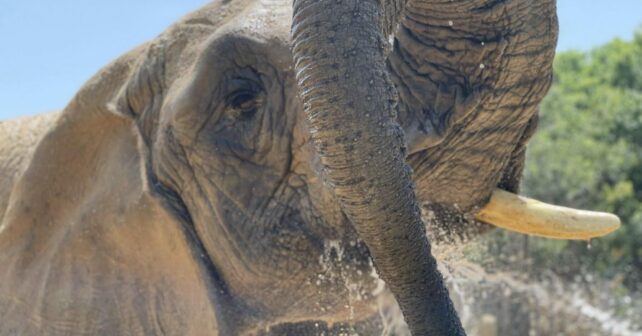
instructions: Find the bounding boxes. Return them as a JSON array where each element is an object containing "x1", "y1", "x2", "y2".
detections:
[
  {"x1": 417, "y1": 188, "x2": 619, "y2": 246},
  {"x1": 406, "y1": 152, "x2": 619, "y2": 242}
]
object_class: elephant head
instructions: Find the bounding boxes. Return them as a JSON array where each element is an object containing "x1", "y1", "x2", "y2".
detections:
[{"x1": 0, "y1": 0, "x2": 619, "y2": 335}]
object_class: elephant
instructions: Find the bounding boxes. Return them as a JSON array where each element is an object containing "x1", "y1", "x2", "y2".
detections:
[{"x1": 0, "y1": 0, "x2": 620, "y2": 335}]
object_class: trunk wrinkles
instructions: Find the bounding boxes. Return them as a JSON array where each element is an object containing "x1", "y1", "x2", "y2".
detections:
[
  {"x1": 292, "y1": 0, "x2": 464, "y2": 334},
  {"x1": 390, "y1": 0, "x2": 558, "y2": 211}
]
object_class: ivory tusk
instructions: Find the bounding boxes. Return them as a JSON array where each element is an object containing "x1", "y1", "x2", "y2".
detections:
[{"x1": 475, "y1": 189, "x2": 621, "y2": 240}]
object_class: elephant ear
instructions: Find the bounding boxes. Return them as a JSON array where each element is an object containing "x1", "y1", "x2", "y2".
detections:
[
  {"x1": 108, "y1": 43, "x2": 167, "y2": 142},
  {"x1": 0, "y1": 46, "x2": 220, "y2": 335},
  {"x1": 1, "y1": 45, "x2": 144, "y2": 231}
]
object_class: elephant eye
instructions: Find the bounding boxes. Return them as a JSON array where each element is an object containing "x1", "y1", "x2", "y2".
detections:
[
  {"x1": 226, "y1": 89, "x2": 263, "y2": 120},
  {"x1": 230, "y1": 90, "x2": 257, "y2": 109}
]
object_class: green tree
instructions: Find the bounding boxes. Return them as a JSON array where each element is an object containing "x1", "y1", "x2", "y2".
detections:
[{"x1": 522, "y1": 28, "x2": 642, "y2": 289}]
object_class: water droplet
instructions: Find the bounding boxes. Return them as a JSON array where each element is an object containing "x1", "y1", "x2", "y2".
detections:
[
  {"x1": 481, "y1": 41, "x2": 485, "y2": 46},
  {"x1": 587, "y1": 239, "x2": 592, "y2": 249}
]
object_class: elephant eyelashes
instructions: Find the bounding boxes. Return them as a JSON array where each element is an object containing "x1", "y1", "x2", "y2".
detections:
[
  {"x1": 224, "y1": 76, "x2": 264, "y2": 121},
  {"x1": 228, "y1": 90, "x2": 261, "y2": 119}
]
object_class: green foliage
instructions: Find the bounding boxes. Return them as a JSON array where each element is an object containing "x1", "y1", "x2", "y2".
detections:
[{"x1": 521, "y1": 27, "x2": 642, "y2": 289}]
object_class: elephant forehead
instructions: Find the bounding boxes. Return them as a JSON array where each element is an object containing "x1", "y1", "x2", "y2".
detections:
[
  {"x1": 253, "y1": 0, "x2": 293, "y2": 37},
  {"x1": 188, "y1": 0, "x2": 293, "y2": 67},
  {"x1": 204, "y1": 0, "x2": 292, "y2": 39},
  {"x1": 232, "y1": 0, "x2": 292, "y2": 54}
]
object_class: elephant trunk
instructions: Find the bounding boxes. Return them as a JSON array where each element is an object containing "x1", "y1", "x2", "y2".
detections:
[{"x1": 291, "y1": 1, "x2": 464, "y2": 334}]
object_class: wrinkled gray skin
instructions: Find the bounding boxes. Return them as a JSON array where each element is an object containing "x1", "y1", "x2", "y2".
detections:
[{"x1": 0, "y1": 0, "x2": 557, "y2": 335}]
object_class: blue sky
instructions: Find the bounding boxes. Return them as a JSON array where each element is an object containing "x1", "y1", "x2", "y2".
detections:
[{"x1": 1, "y1": 0, "x2": 641, "y2": 120}]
